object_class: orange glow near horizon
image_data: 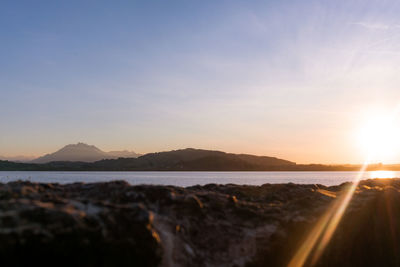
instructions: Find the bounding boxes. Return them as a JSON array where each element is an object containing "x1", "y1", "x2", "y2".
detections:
[{"x1": 289, "y1": 111, "x2": 400, "y2": 266}]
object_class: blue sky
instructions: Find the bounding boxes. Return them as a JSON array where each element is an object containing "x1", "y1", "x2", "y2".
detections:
[{"x1": 2, "y1": 0, "x2": 400, "y2": 163}]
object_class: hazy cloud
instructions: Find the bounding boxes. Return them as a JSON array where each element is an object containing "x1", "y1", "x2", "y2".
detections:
[{"x1": 353, "y1": 22, "x2": 391, "y2": 30}]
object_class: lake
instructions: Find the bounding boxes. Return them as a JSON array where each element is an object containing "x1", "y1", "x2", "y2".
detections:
[{"x1": 0, "y1": 171, "x2": 398, "y2": 187}]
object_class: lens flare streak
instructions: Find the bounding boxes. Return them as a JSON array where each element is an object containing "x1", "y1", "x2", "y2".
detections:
[{"x1": 288, "y1": 161, "x2": 369, "y2": 267}]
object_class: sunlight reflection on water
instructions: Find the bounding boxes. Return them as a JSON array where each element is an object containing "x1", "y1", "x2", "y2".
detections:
[{"x1": 369, "y1": 171, "x2": 396, "y2": 179}]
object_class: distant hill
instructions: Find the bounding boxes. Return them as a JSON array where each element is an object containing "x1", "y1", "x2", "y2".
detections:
[
  {"x1": 111, "y1": 148, "x2": 296, "y2": 171},
  {"x1": 31, "y1": 143, "x2": 141, "y2": 163},
  {"x1": 0, "y1": 155, "x2": 36, "y2": 162}
]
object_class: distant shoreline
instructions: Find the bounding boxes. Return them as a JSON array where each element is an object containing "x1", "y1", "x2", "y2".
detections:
[
  {"x1": 0, "y1": 165, "x2": 398, "y2": 172},
  {"x1": 1, "y1": 148, "x2": 397, "y2": 171}
]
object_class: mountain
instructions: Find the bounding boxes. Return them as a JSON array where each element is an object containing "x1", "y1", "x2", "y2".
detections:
[{"x1": 31, "y1": 143, "x2": 140, "y2": 163}]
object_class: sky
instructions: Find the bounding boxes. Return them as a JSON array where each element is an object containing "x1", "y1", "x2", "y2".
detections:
[{"x1": 2, "y1": 0, "x2": 400, "y2": 163}]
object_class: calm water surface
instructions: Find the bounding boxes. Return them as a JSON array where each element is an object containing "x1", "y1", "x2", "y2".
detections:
[{"x1": 0, "y1": 171, "x2": 398, "y2": 187}]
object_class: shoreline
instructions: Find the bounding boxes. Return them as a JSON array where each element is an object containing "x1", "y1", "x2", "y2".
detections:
[{"x1": 0, "y1": 178, "x2": 399, "y2": 266}]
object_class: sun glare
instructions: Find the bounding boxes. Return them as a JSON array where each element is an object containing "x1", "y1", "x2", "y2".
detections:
[{"x1": 357, "y1": 112, "x2": 400, "y2": 162}]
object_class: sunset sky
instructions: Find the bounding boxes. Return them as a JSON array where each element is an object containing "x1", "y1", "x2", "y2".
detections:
[{"x1": 2, "y1": 0, "x2": 400, "y2": 163}]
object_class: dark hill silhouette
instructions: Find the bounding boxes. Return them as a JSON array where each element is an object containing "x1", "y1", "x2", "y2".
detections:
[{"x1": 90, "y1": 148, "x2": 295, "y2": 171}]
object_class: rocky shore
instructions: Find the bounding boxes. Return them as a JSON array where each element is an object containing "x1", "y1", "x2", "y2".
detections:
[{"x1": 1, "y1": 178, "x2": 400, "y2": 266}]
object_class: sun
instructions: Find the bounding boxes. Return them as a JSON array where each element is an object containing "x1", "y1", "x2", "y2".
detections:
[{"x1": 357, "y1": 112, "x2": 400, "y2": 162}]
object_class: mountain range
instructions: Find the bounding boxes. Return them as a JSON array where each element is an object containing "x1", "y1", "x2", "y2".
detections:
[
  {"x1": 30, "y1": 143, "x2": 141, "y2": 163},
  {"x1": 0, "y1": 145, "x2": 296, "y2": 171}
]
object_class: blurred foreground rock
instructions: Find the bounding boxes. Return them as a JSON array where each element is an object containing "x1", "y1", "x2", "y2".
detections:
[{"x1": 1, "y1": 178, "x2": 400, "y2": 266}]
